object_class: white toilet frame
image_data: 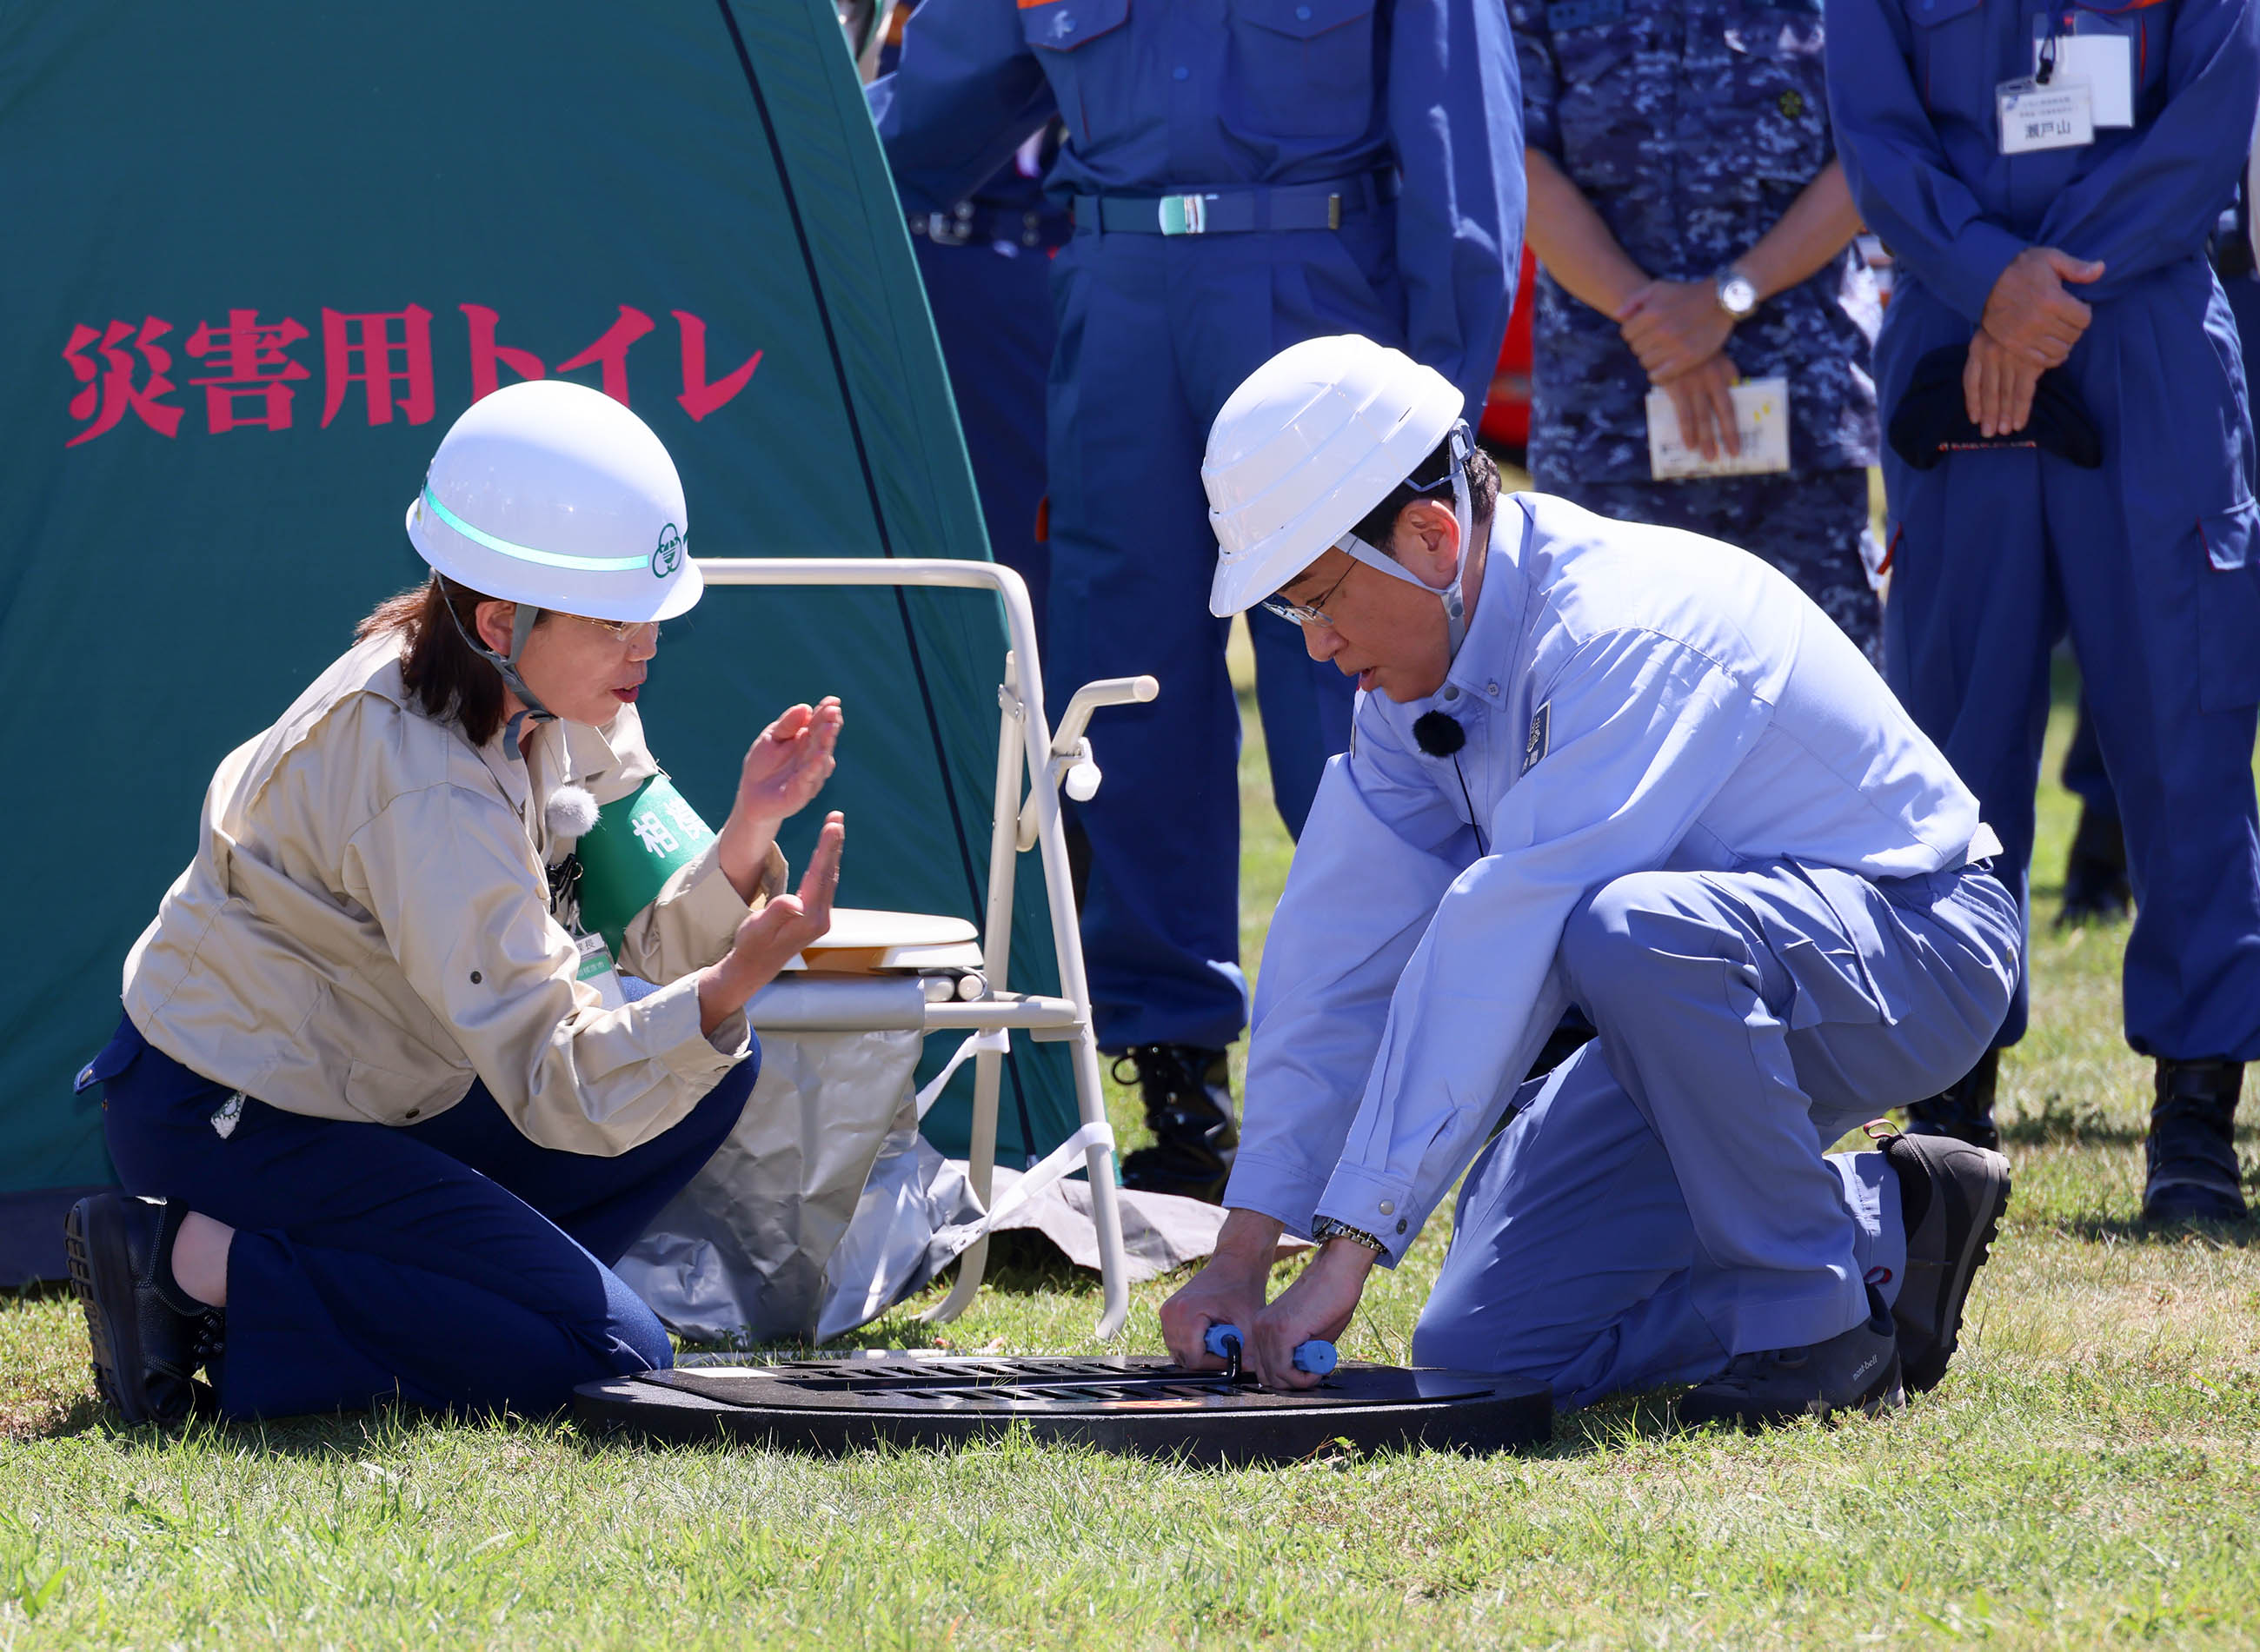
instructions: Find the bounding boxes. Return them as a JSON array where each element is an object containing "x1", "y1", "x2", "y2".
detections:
[{"x1": 697, "y1": 557, "x2": 1149, "y2": 1340}]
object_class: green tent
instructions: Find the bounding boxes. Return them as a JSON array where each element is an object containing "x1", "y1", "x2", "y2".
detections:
[{"x1": 0, "y1": 0, "x2": 1075, "y2": 1281}]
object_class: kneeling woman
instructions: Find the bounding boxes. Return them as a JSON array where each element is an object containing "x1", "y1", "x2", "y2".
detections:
[{"x1": 69, "y1": 381, "x2": 845, "y2": 1423}]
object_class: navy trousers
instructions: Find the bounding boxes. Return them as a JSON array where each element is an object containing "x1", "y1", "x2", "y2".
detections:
[
  {"x1": 2057, "y1": 271, "x2": 2260, "y2": 849},
  {"x1": 914, "y1": 233, "x2": 1055, "y2": 651},
  {"x1": 1414, "y1": 857, "x2": 2017, "y2": 1406},
  {"x1": 1878, "y1": 265, "x2": 2260, "y2": 1058},
  {"x1": 88, "y1": 987, "x2": 753, "y2": 1421},
  {"x1": 2058, "y1": 691, "x2": 2114, "y2": 818},
  {"x1": 1046, "y1": 225, "x2": 1386, "y2": 1049}
]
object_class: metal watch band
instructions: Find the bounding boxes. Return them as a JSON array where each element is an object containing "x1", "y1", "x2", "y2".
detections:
[{"x1": 1312, "y1": 1217, "x2": 1390, "y2": 1253}]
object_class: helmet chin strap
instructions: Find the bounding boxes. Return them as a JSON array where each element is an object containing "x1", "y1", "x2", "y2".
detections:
[
  {"x1": 442, "y1": 593, "x2": 556, "y2": 723},
  {"x1": 1332, "y1": 421, "x2": 1474, "y2": 659}
]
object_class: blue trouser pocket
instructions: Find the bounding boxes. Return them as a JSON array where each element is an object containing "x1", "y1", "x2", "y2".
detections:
[
  {"x1": 73, "y1": 1012, "x2": 149, "y2": 1103},
  {"x1": 2197, "y1": 500, "x2": 2260, "y2": 712}
]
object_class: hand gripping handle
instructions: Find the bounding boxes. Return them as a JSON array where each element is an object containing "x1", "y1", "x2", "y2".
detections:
[{"x1": 1203, "y1": 1323, "x2": 1338, "y2": 1377}]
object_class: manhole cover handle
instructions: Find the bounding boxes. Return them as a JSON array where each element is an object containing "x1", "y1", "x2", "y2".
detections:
[{"x1": 1204, "y1": 1324, "x2": 1338, "y2": 1377}]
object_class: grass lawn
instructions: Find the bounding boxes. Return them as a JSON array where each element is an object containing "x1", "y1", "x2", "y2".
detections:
[{"x1": 4, "y1": 563, "x2": 2258, "y2": 1648}]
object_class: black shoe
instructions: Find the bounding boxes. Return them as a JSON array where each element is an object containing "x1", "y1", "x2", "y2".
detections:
[
  {"x1": 63, "y1": 1193, "x2": 223, "y2": 1425},
  {"x1": 1677, "y1": 1287, "x2": 1904, "y2": 1430},
  {"x1": 2056, "y1": 805, "x2": 2131, "y2": 927},
  {"x1": 1113, "y1": 1044, "x2": 1239, "y2": 1204},
  {"x1": 2143, "y1": 1059, "x2": 2247, "y2": 1224},
  {"x1": 1904, "y1": 1049, "x2": 2001, "y2": 1151},
  {"x1": 1871, "y1": 1121, "x2": 2012, "y2": 1392}
]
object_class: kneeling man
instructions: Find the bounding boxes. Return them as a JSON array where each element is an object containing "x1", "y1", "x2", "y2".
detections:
[{"x1": 1161, "y1": 336, "x2": 2018, "y2": 1426}]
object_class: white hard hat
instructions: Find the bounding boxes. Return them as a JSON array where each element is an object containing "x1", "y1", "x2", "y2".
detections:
[
  {"x1": 1204, "y1": 335, "x2": 1465, "y2": 620},
  {"x1": 405, "y1": 379, "x2": 702, "y2": 624}
]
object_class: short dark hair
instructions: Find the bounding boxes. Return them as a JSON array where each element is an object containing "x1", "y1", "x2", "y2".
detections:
[
  {"x1": 1347, "y1": 434, "x2": 1501, "y2": 553},
  {"x1": 356, "y1": 573, "x2": 544, "y2": 746}
]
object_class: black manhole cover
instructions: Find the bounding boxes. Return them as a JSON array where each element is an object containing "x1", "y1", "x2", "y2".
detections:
[{"x1": 574, "y1": 1355, "x2": 1552, "y2": 1464}]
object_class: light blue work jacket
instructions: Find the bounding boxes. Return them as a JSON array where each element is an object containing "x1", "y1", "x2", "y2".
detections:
[{"x1": 1227, "y1": 494, "x2": 1990, "y2": 1257}]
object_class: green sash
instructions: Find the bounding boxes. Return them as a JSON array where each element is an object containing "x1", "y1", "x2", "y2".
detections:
[{"x1": 573, "y1": 774, "x2": 717, "y2": 955}]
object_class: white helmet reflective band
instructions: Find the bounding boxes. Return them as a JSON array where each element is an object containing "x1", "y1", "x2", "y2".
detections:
[
  {"x1": 417, "y1": 484, "x2": 662, "y2": 574},
  {"x1": 405, "y1": 378, "x2": 702, "y2": 625}
]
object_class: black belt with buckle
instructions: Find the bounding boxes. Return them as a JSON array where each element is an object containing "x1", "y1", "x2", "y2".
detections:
[{"x1": 1072, "y1": 169, "x2": 1399, "y2": 236}]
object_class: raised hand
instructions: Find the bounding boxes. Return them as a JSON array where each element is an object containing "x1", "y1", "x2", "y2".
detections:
[
  {"x1": 715, "y1": 699, "x2": 841, "y2": 903},
  {"x1": 735, "y1": 697, "x2": 843, "y2": 827},
  {"x1": 698, "y1": 812, "x2": 845, "y2": 1034}
]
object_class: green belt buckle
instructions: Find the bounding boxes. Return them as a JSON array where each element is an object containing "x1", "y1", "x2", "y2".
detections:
[{"x1": 1158, "y1": 193, "x2": 1210, "y2": 236}]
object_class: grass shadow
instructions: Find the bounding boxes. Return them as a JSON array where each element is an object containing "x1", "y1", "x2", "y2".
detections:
[
  {"x1": 2053, "y1": 1213, "x2": 2260, "y2": 1248},
  {"x1": 14, "y1": 1393, "x2": 592, "y2": 1457},
  {"x1": 664, "y1": 1235, "x2": 1105, "y2": 1370},
  {"x1": 2000, "y1": 1097, "x2": 2149, "y2": 1147},
  {"x1": 8, "y1": 1390, "x2": 112, "y2": 1443},
  {"x1": 1539, "y1": 1389, "x2": 1682, "y2": 1456},
  {"x1": 2002, "y1": 1093, "x2": 2260, "y2": 1148}
]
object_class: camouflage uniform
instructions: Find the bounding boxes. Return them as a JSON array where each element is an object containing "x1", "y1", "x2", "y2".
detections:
[{"x1": 1509, "y1": 0, "x2": 1883, "y2": 660}]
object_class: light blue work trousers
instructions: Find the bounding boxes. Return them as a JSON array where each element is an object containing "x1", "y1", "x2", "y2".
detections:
[{"x1": 1413, "y1": 855, "x2": 2018, "y2": 1408}]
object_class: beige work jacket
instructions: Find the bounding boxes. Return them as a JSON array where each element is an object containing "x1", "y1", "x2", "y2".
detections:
[{"x1": 123, "y1": 632, "x2": 784, "y2": 1156}]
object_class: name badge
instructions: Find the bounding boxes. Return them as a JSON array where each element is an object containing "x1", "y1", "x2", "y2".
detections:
[
  {"x1": 575, "y1": 931, "x2": 628, "y2": 1012},
  {"x1": 1645, "y1": 376, "x2": 1791, "y2": 480},
  {"x1": 2033, "y1": 29, "x2": 2132, "y2": 127},
  {"x1": 1997, "y1": 76, "x2": 2093, "y2": 155}
]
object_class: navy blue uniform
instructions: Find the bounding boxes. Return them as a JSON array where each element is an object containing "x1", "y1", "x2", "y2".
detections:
[
  {"x1": 1830, "y1": 0, "x2": 2260, "y2": 1062},
  {"x1": 885, "y1": 1, "x2": 1074, "y2": 648},
  {"x1": 82, "y1": 979, "x2": 752, "y2": 1420},
  {"x1": 1510, "y1": 0, "x2": 1884, "y2": 658},
  {"x1": 874, "y1": 0, "x2": 1523, "y2": 1050}
]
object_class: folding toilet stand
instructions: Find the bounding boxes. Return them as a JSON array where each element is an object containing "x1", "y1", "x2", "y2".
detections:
[{"x1": 696, "y1": 558, "x2": 1153, "y2": 1339}]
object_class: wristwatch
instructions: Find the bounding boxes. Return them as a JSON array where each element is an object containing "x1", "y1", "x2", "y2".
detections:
[
  {"x1": 1715, "y1": 265, "x2": 1759, "y2": 320},
  {"x1": 1311, "y1": 1216, "x2": 1390, "y2": 1254}
]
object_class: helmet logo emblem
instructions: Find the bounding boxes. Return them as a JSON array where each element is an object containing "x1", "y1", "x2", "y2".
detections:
[{"x1": 651, "y1": 524, "x2": 685, "y2": 578}]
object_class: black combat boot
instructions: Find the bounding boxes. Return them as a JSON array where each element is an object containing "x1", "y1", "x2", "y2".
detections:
[
  {"x1": 1871, "y1": 1122, "x2": 2012, "y2": 1392},
  {"x1": 1904, "y1": 1048, "x2": 2002, "y2": 1151},
  {"x1": 2057, "y1": 804, "x2": 2131, "y2": 927},
  {"x1": 1115, "y1": 1044, "x2": 1239, "y2": 1204},
  {"x1": 64, "y1": 1193, "x2": 224, "y2": 1424},
  {"x1": 2143, "y1": 1058, "x2": 2247, "y2": 1224},
  {"x1": 1677, "y1": 1285, "x2": 1904, "y2": 1430}
]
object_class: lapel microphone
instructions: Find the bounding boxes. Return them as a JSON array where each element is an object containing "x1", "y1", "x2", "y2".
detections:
[{"x1": 1412, "y1": 710, "x2": 1466, "y2": 756}]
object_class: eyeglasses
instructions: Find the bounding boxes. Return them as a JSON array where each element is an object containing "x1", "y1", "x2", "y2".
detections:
[
  {"x1": 1260, "y1": 560, "x2": 1356, "y2": 629},
  {"x1": 563, "y1": 613, "x2": 661, "y2": 647}
]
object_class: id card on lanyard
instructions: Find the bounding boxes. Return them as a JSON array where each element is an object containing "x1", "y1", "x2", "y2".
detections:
[
  {"x1": 2001, "y1": 10, "x2": 2134, "y2": 156},
  {"x1": 1997, "y1": 76, "x2": 2093, "y2": 153},
  {"x1": 574, "y1": 930, "x2": 628, "y2": 1012},
  {"x1": 2033, "y1": 10, "x2": 2135, "y2": 126}
]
